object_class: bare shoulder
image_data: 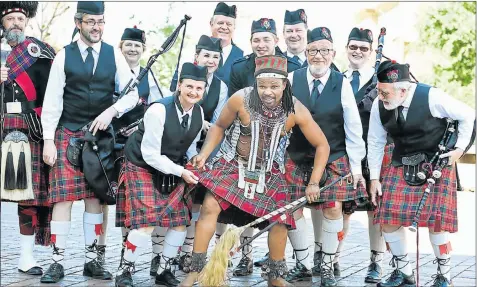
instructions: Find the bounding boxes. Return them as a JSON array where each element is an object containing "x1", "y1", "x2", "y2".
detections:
[{"x1": 293, "y1": 97, "x2": 308, "y2": 118}]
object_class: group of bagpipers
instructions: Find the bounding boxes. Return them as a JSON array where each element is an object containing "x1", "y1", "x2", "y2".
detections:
[{"x1": 0, "y1": 1, "x2": 475, "y2": 287}]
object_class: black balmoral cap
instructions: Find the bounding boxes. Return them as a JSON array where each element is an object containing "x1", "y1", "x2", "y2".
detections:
[
  {"x1": 121, "y1": 26, "x2": 146, "y2": 44},
  {"x1": 377, "y1": 60, "x2": 411, "y2": 83}
]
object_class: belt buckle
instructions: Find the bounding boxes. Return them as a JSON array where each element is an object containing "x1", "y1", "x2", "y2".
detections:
[{"x1": 6, "y1": 102, "x2": 22, "y2": 114}]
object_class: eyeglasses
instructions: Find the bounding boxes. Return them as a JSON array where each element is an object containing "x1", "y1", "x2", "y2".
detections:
[
  {"x1": 307, "y1": 48, "x2": 333, "y2": 56},
  {"x1": 81, "y1": 20, "x2": 106, "y2": 27},
  {"x1": 348, "y1": 45, "x2": 370, "y2": 52}
]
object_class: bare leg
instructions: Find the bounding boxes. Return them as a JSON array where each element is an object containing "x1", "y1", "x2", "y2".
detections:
[
  {"x1": 267, "y1": 224, "x2": 292, "y2": 287},
  {"x1": 180, "y1": 192, "x2": 221, "y2": 286}
]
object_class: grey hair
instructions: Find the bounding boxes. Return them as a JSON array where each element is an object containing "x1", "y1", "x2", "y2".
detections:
[
  {"x1": 393, "y1": 81, "x2": 412, "y2": 94},
  {"x1": 74, "y1": 12, "x2": 85, "y2": 23},
  {"x1": 210, "y1": 15, "x2": 235, "y2": 25}
]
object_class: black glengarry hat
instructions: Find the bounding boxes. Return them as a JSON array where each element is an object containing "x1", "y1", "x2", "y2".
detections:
[
  {"x1": 196, "y1": 35, "x2": 222, "y2": 53},
  {"x1": 307, "y1": 27, "x2": 333, "y2": 43},
  {"x1": 284, "y1": 9, "x2": 307, "y2": 25},
  {"x1": 213, "y1": 2, "x2": 236, "y2": 18},
  {"x1": 77, "y1": 1, "x2": 104, "y2": 15},
  {"x1": 251, "y1": 18, "x2": 277, "y2": 35},
  {"x1": 348, "y1": 27, "x2": 373, "y2": 43},
  {"x1": 180, "y1": 62, "x2": 208, "y2": 82}
]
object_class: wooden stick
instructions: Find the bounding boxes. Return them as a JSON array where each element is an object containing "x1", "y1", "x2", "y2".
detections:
[{"x1": 235, "y1": 173, "x2": 351, "y2": 250}]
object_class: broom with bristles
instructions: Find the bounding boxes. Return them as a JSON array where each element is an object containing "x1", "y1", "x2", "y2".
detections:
[{"x1": 198, "y1": 173, "x2": 351, "y2": 287}]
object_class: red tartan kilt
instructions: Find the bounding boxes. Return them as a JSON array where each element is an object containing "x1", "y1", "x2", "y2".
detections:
[
  {"x1": 2, "y1": 114, "x2": 49, "y2": 206},
  {"x1": 174, "y1": 158, "x2": 296, "y2": 228},
  {"x1": 122, "y1": 160, "x2": 191, "y2": 230},
  {"x1": 374, "y1": 163, "x2": 458, "y2": 233},
  {"x1": 380, "y1": 143, "x2": 395, "y2": 178},
  {"x1": 48, "y1": 127, "x2": 96, "y2": 204},
  {"x1": 285, "y1": 154, "x2": 368, "y2": 210},
  {"x1": 353, "y1": 143, "x2": 395, "y2": 212}
]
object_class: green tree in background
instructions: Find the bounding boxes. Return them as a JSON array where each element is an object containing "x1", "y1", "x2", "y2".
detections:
[
  {"x1": 136, "y1": 3, "x2": 190, "y2": 92},
  {"x1": 418, "y1": 2, "x2": 475, "y2": 107}
]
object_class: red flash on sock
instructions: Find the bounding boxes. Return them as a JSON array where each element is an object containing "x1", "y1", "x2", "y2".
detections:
[
  {"x1": 439, "y1": 242, "x2": 452, "y2": 255},
  {"x1": 125, "y1": 240, "x2": 137, "y2": 253},
  {"x1": 51, "y1": 234, "x2": 56, "y2": 244},
  {"x1": 95, "y1": 224, "x2": 103, "y2": 236},
  {"x1": 338, "y1": 230, "x2": 345, "y2": 241}
]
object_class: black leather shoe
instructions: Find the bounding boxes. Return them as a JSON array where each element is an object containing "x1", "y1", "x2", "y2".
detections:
[
  {"x1": 312, "y1": 251, "x2": 322, "y2": 276},
  {"x1": 115, "y1": 270, "x2": 134, "y2": 287},
  {"x1": 18, "y1": 266, "x2": 43, "y2": 275},
  {"x1": 155, "y1": 269, "x2": 180, "y2": 287},
  {"x1": 40, "y1": 263, "x2": 64, "y2": 283},
  {"x1": 179, "y1": 254, "x2": 192, "y2": 273},
  {"x1": 150, "y1": 255, "x2": 161, "y2": 276},
  {"x1": 285, "y1": 262, "x2": 312, "y2": 283},
  {"x1": 378, "y1": 269, "x2": 416, "y2": 287},
  {"x1": 333, "y1": 262, "x2": 340, "y2": 277},
  {"x1": 254, "y1": 252, "x2": 269, "y2": 267},
  {"x1": 365, "y1": 262, "x2": 382, "y2": 283},
  {"x1": 233, "y1": 256, "x2": 253, "y2": 276},
  {"x1": 430, "y1": 274, "x2": 453, "y2": 287},
  {"x1": 97, "y1": 245, "x2": 106, "y2": 266},
  {"x1": 83, "y1": 259, "x2": 113, "y2": 280},
  {"x1": 320, "y1": 266, "x2": 337, "y2": 287}
]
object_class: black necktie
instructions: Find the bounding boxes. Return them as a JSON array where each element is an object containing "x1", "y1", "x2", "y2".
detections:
[
  {"x1": 397, "y1": 106, "x2": 406, "y2": 127},
  {"x1": 291, "y1": 55, "x2": 301, "y2": 64},
  {"x1": 351, "y1": 70, "x2": 360, "y2": 95},
  {"x1": 181, "y1": 114, "x2": 189, "y2": 130},
  {"x1": 85, "y1": 47, "x2": 94, "y2": 78},
  {"x1": 218, "y1": 53, "x2": 224, "y2": 68},
  {"x1": 310, "y1": 79, "x2": 321, "y2": 107}
]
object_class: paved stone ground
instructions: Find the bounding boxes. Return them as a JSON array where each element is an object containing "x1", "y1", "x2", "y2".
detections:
[{"x1": 1, "y1": 192, "x2": 475, "y2": 287}]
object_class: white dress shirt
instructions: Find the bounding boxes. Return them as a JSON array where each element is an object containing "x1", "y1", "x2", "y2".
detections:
[
  {"x1": 206, "y1": 73, "x2": 228, "y2": 123},
  {"x1": 141, "y1": 101, "x2": 203, "y2": 177},
  {"x1": 367, "y1": 83, "x2": 475, "y2": 180},
  {"x1": 42, "y1": 38, "x2": 139, "y2": 140},
  {"x1": 130, "y1": 65, "x2": 172, "y2": 103},
  {"x1": 221, "y1": 44, "x2": 232, "y2": 64},
  {"x1": 288, "y1": 68, "x2": 366, "y2": 175},
  {"x1": 286, "y1": 50, "x2": 306, "y2": 65},
  {"x1": 343, "y1": 66, "x2": 375, "y2": 91}
]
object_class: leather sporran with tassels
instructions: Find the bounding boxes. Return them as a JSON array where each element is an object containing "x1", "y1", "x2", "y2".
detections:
[{"x1": 1, "y1": 131, "x2": 34, "y2": 200}]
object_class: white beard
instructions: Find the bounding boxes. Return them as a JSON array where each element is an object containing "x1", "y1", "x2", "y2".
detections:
[{"x1": 309, "y1": 65, "x2": 328, "y2": 78}]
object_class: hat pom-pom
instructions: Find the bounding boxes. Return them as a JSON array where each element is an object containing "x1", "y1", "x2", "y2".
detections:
[
  {"x1": 360, "y1": 28, "x2": 363, "y2": 30},
  {"x1": 133, "y1": 25, "x2": 137, "y2": 29},
  {"x1": 391, "y1": 60, "x2": 397, "y2": 64}
]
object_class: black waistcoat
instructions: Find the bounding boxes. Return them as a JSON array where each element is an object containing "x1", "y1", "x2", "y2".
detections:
[
  {"x1": 200, "y1": 74, "x2": 221, "y2": 122},
  {"x1": 379, "y1": 84, "x2": 447, "y2": 166},
  {"x1": 124, "y1": 96, "x2": 203, "y2": 170},
  {"x1": 288, "y1": 68, "x2": 345, "y2": 165},
  {"x1": 60, "y1": 42, "x2": 116, "y2": 131}
]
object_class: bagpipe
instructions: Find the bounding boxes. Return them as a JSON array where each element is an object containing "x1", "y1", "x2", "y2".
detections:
[
  {"x1": 357, "y1": 27, "x2": 386, "y2": 113},
  {"x1": 113, "y1": 14, "x2": 191, "y2": 104},
  {"x1": 66, "y1": 16, "x2": 191, "y2": 205}
]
